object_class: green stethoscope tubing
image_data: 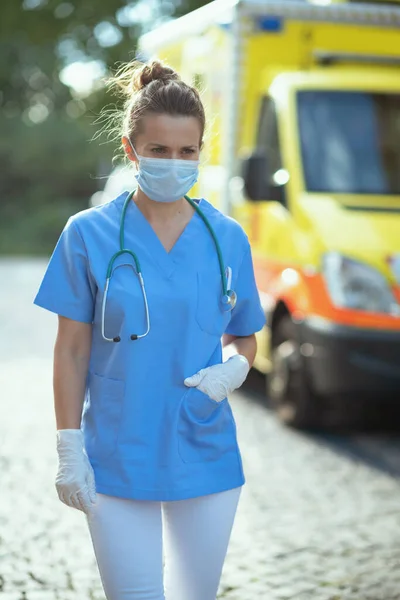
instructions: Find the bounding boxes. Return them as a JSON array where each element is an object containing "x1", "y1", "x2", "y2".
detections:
[{"x1": 102, "y1": 190, "x2": 236, "y2": 342}]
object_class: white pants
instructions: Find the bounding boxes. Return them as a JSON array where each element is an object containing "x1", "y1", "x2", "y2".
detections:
[{"x1": 85, "y1": 486, "x2": 242, "y2": 600}]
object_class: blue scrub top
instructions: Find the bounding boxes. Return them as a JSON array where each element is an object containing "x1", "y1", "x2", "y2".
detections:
[{"x1": 34, "y1": 192, "x2": 266, "y2": 501}]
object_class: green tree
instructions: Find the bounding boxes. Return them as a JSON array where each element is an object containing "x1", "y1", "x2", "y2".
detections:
[
  {"x1": 0, "y1": 0, "x2": 211, "y2": 255},
  {"x1": 0, "y1": 0, "x2": 211, "y2": 115}
]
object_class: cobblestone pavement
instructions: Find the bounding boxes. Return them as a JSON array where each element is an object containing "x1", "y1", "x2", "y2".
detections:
[{"x1": 1, "y1": 258, "x2": 400, "y2": 600}]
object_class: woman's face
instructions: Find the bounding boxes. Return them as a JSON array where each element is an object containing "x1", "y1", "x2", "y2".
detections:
[{"x1": 123, "y1": 113, "x2": 202, "y2": 163}]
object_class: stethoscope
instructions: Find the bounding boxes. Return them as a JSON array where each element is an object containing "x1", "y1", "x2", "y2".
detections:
[{"x1": 101, "y1": 190, "x2": 237, "y2": 342}]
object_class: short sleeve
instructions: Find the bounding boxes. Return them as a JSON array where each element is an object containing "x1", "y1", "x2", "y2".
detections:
[
  {"x1": 224, "y1": 244, "x2": 266, "y2": 337},
  {"x1": 33, "y1": 218, "x2": 96, "y2": 323}
]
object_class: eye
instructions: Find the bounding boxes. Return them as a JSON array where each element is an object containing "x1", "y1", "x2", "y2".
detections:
[
  {"x1": 151, "y1": 147, "x2": 166, "y2": 155},
  {"x1": 182, "y1": 148, "x2": 196, "y2": 155}
]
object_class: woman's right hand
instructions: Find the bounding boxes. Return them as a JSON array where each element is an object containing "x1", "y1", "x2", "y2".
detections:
[{"x1": 55, "y1": 429, "x2": 97, "y2": 513}]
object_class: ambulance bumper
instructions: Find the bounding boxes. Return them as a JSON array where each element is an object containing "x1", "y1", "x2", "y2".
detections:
[{"x1": 299, "y1": 317, "x2": 400, "y2": 396}]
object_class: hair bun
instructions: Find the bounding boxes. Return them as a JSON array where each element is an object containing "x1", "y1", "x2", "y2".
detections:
[{"x1": 133, "y1": 60, "x2": 180, "y2": 92}]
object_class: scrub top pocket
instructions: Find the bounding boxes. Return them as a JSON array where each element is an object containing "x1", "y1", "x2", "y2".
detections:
[
  {"x1": 177, "y1": 386, "x2": 237, "y2": 464},
  {"x1": 195, "y1": 268, "x2": 231, "y2": 338},
  {"x1": 82, "y1": 372, "x2": 125, "y2": 461}
]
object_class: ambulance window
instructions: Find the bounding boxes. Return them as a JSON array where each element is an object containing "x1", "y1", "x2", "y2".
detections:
[
  {"x1": 256, "y1": 97, "x2": 282, "y2": 175},
  {"x1": 298, "y1": 91, "x2": 400, "y2": 194}
]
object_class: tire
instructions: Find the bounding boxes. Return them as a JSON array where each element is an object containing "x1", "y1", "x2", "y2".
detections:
[{"x1": 268, "y1": 315, "x2": 322, "y2": 429}]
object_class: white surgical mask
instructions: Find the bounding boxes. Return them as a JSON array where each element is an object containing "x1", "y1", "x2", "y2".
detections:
[{"x1": 130, "y1": 142, "x2": 199, "y2": 203}]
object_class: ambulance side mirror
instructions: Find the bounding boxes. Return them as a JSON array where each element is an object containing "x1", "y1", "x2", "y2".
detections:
[{"x1": 241, "y1": 152, "x2": 285, "y2": 204}]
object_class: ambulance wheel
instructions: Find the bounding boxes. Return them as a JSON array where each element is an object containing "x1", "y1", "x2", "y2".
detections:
[{"x1": 268, "y1": 315, "x2": 321, "y2": 429}]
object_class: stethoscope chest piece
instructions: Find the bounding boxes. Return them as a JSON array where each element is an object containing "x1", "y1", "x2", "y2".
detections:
[{"x1": 221, "y1": 289, "x2": 237, "y2": 311}]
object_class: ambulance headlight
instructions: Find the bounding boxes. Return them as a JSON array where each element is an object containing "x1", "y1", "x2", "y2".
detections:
[{"x1": 322, "y1": 252, "x2": 399, "y2": 315}]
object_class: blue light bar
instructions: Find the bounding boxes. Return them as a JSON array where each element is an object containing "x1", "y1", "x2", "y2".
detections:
[{"x1": 256, "y1": 16, "x2": 283, "y2": 32}]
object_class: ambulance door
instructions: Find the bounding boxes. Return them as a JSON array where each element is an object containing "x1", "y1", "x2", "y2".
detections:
[{"x1": 246, "y1": 95, "x2": 290, "y2": 272}]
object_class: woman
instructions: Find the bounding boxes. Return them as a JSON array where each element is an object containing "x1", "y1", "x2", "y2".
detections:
[{"x1": 33, "y1": 59, "x2": 266, "y2": 600}]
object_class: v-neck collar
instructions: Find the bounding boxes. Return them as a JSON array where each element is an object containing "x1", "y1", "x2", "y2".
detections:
[{"x1": 117, "y1": 192, "x2": 204, "y2": 279}]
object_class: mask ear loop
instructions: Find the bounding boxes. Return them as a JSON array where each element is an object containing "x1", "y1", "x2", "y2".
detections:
[
  {"x1": 126, "y1": 137, "x2": 141, "y2": 175},
  {"x1": 127, "y1": 138, "x2": 139, "y2": 157}
]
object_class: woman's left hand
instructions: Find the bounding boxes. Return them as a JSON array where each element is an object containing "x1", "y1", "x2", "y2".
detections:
[{"x1": 184, "y1": 355, "x2": 250, "y2": 403}]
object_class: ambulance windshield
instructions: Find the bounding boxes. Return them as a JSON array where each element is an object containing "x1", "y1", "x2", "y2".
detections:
[{"x1": 297, "y1": 90, "x2": 400, "y2": 195}]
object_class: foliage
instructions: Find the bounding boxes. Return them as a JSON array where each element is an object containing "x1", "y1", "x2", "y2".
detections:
[
  {"x1": 0, "y1": 111, "x2": 112, "y2": 254},
  {"x1": 0, "y1": 0, "x2": 211, "y2": 255}
]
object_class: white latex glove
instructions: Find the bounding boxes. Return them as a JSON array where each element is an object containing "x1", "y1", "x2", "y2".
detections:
[
  {"x1": 184, "y1": 354, "x2": 250, "y2": 403},
  {"x1": 55, "y1": 429, "x2": 97, "y2": 514}
]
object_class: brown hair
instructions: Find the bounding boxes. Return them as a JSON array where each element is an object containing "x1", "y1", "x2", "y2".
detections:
[{"x1": 107, "y1": 59, "x2": 206, "y2": 148}]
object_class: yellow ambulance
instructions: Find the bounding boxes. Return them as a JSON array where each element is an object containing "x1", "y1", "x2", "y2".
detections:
[{"x1": 139, "y1": 0, "x2": 400, "y2": 428}]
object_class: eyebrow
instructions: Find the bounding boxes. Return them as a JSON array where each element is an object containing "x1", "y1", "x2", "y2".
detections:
[{"x1": 147, "y1": 143, "x2": 198, "y2": 149}]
